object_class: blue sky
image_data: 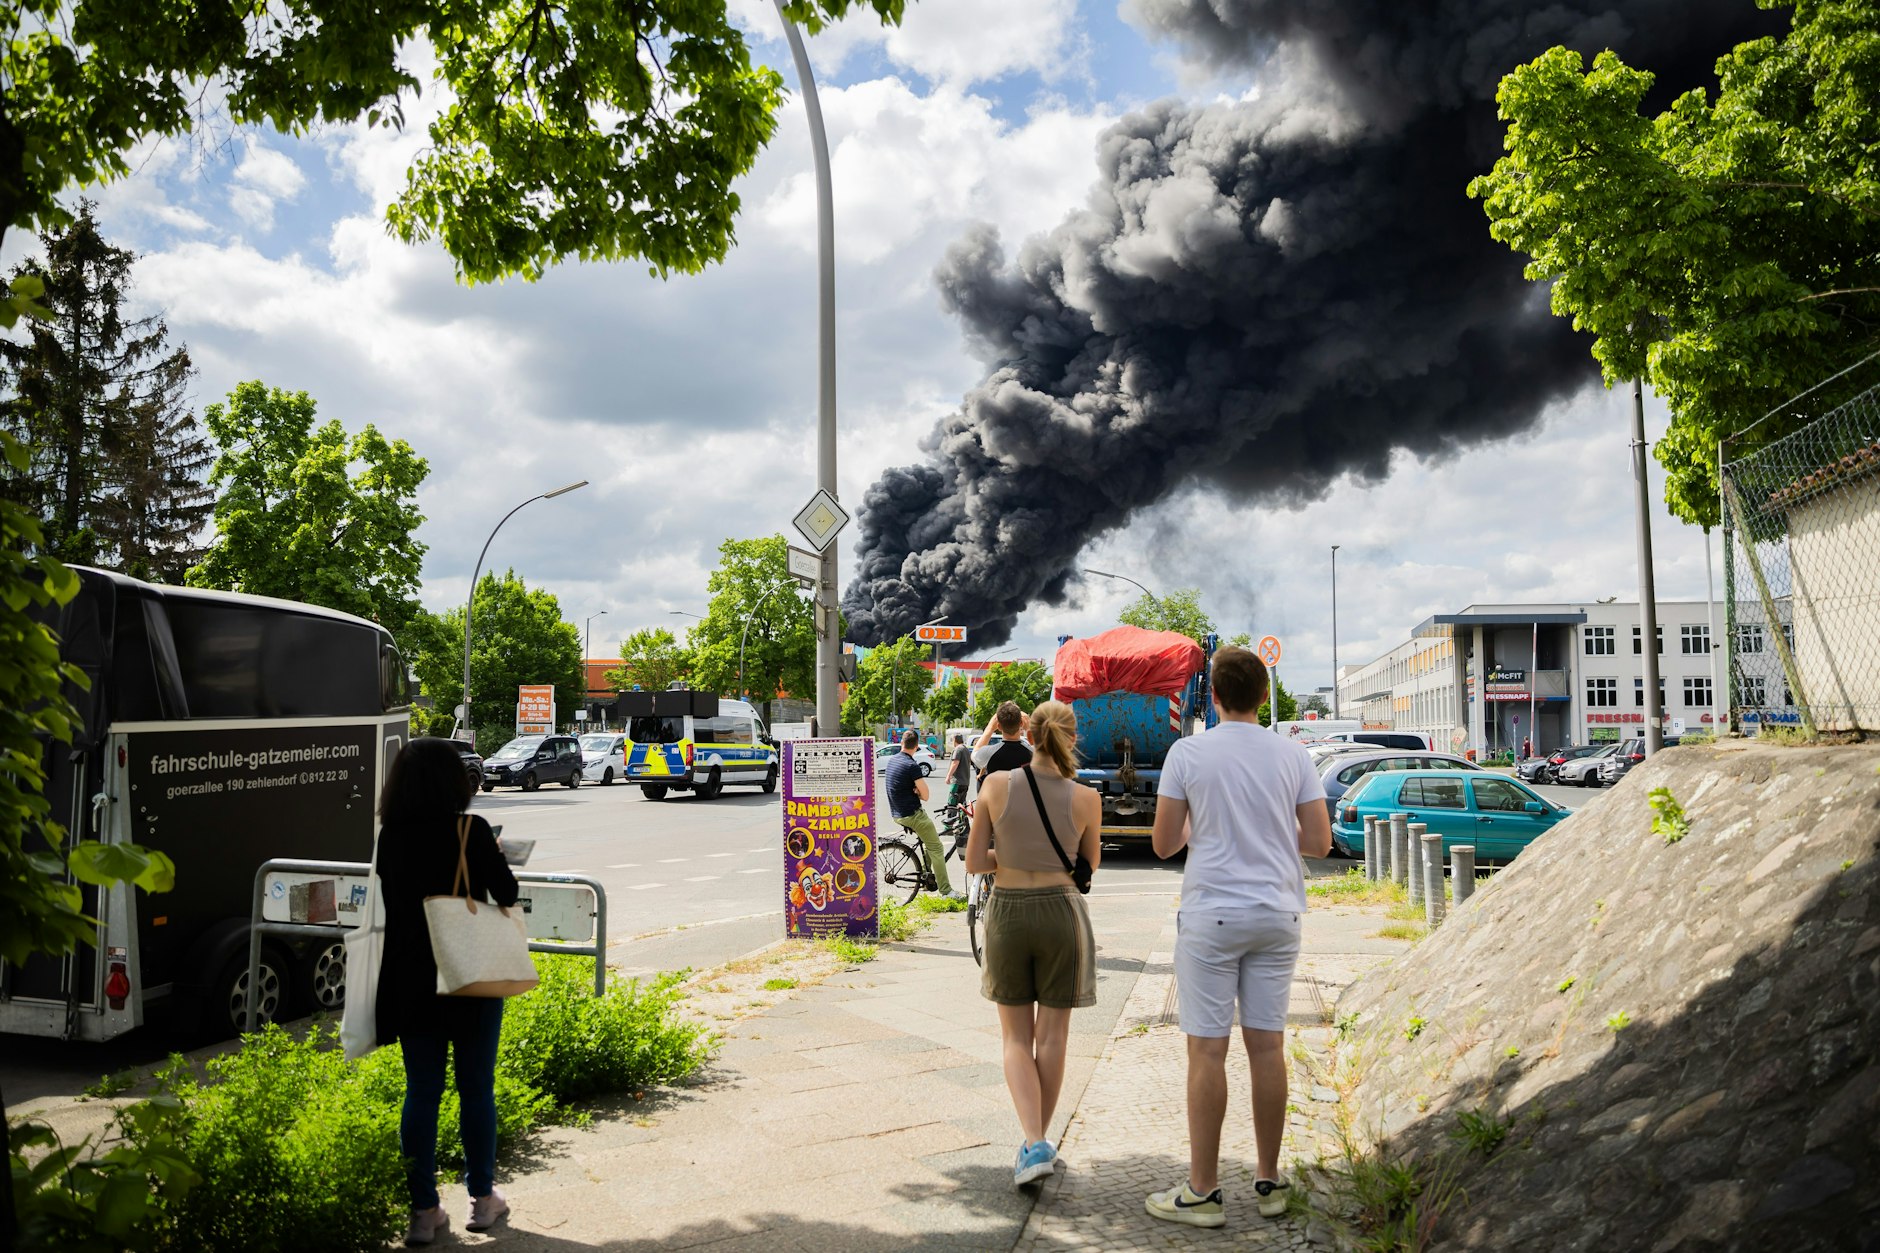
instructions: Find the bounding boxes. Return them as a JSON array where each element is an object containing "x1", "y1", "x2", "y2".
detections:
[{"x1": 16, "y1": 0, "x2": 1723, "y2": 700}]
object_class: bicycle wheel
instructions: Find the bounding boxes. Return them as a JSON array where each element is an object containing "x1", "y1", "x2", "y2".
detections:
[
  {"x1": 878, "y1": 840, "x2": 925, "y2": 906},
  {"x1": 967, "y1": 874, "x2": 987, "y2": 967}
]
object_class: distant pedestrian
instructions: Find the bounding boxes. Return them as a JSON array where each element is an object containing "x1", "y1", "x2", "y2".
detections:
[
  {"x1": 375, "y1": 738, "x2": 519, "y2": 1246},
  {"x1": 965, "y1": 700, "x2": 1101, "y2": 1187},
  {"x1": 886, "y1": 728, "x2": 953, "y2": 897},
  {"x1": 972, "y1": 700, "x2": 1034, "y2": 781},
  {"x1": 945, "y1": 730, "x2": 973, "y2": 807},
  {"x1": 1144, "y1": 647, "x2": 1332, "y2": 1229},
  {"x1": 1522, "y1": 735, "x2": 1532, "y2": 760}
]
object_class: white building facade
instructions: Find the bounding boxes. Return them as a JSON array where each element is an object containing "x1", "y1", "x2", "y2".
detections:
[{"x1": 1334, "y1": 600, "x2": 1788, "y2": 756}]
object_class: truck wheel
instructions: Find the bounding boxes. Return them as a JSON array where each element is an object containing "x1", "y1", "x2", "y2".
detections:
[
  {"x1": 522, "y1": 771, "x2": 539, "y2": 792},
  {"x1": 209, "y1": 945, "x2": 290, "y2": 1040},
  {"x1": 761, "y1": 766, "x2": 778, "y2": 794},
  {"x1": 641, "y1": 784, "x2": 668, "y2": 800},
  {"x1": 302, "y1": 940, "x2": 347, "y2": 1014},
  {"x1": 697, "y1": 768, "x2": 723, "y2": 800},
  {"x1": 566, "y1": 769, "x2": 580, "y2": 789}
]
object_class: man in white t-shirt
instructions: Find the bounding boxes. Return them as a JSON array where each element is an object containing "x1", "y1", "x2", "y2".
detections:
[{"x1": 1142, "y1": 646, "x2": 1333, "y2": 1230}]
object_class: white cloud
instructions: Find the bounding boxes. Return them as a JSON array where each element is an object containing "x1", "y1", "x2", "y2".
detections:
[
  {"x1": 731, "y1": 0, "x2": 1086, "y2": 89},
  {"x1": 226, "y1": 143, "x2": 309, "y2": 230}
]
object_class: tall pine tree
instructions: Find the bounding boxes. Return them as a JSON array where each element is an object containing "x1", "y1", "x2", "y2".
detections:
[{"x1": 0, "y1": 202, "x2": 213, "y2": 580}]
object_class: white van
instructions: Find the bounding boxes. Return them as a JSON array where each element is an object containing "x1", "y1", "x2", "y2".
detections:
[
  {"x1": 1274, "y1": 719, "x2": 1361, "y2": 741},
  {"x1": 624, "y1": 693, "x2": 778, "y2": 799}
]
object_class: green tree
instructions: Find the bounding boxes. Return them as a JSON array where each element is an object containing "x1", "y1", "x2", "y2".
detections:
[
  {"x1": 187, "y1": 381, "x2": 428, "y2": 638},
  {"x1": 605, "y1": 626, "x2": 691, "y2": 694},
  {"x1": 1468, "y1": 0, "x2": 1880, "y2": 526},
  {"x1": 685, "y1": 536, "x2": 813, "y2": 720},
  {"x1": 841, "y1": 637, "x2": 932, "y2": 733},
  {"x1": 1301, "y1": 692, "x2": 1331, "y2": 717},
  {"x1": 968, "y1": 660, "x2": 1053, "y2": 727},
  {"x1": 406, "y1": 572, "x2": 583, "y2": 747},
  {"x1": 926, "y1": 673, "x2": 969, "y2": 729},
  {"x1": 0, "y1": 202, "x2": 211, "y2": 578},
  {"x1": 0, "y1": 0, "x2": 904, "y2": 281},
  {"x1": 1256, "y1": 675, "x2": 1299, "y2": 726},
  {"x1": 1, "y1": 428, "x2": 176, "y2": 1246},
  {"x1": 1118, "y1": 588, "x2": 1219, "y2": 645}
]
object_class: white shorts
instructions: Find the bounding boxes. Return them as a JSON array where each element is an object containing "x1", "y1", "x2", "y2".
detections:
[{"x1": 1174, "y1": 906, "x2": 1302, "y2": 1036}]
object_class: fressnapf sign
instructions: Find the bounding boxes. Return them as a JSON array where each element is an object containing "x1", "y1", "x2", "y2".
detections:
[{"x1": 517, "y1": 685, "x2": 556, "y2": 734}]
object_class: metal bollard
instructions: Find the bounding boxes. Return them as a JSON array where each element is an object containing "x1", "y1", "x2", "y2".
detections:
[
  {"x1": 1453, "y1": 845, "x2": 1477, "y2": 904},
  {"x1": 1390, "y1": 813, "x2": 1409, "y2": 886},
  {"x1": 1421, "y1": 834, "x2": 1446, "y2": 928},
  {"x1": 1363, "y1": 816, "x2": 1379, "y2": 880},
  {"x1": 1406, "y1": 822, "x2": 1426, "y2": 901}
]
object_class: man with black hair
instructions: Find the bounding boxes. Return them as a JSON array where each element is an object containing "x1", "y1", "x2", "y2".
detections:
[
  {"x1": 972, "y1": 700, "x2": 1033, "y2": 781},
  {"x1": 1143, "y1": 646, "x2": 1333, "y2": 1229},
  {"x1": 886, "y1": 728, "x2": 955, "y2": 897}
]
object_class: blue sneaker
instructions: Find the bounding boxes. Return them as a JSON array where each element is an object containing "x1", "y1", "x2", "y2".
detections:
[{"x1": 1013, "y1": 1139, "x2": 1057, "y2": 1186}]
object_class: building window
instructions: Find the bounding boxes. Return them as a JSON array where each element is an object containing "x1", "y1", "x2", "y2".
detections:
[
  {"x1": 1683, "y1": 676, "x2": 1713, "y2": 706},
  {"x1": 1585, "y1": 626, "x2": 1615, "y2": 656},
  {"x1": 1739, "y1": 674, "x2": 1767, "y2": 707},
  {"x1": 1633, "y1": 676, "x2": 1666, "y2": 707},
  {"x1": 1681, "y1": 624, "x2": 1710, "y2": 655},
  {"x1": 1736, "y1": 624, "x2": 1765, "y2": 654},
  {"x1": 1587, "y1": 677, "x2": 1618, "y2": 707},
  {"x1": 1632, "y1": 625, "x2": 1663, "y2": 655}
]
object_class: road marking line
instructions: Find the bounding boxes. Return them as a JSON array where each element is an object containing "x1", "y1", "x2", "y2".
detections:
[
  {"x1": 738, "y1": 868, "x2": 770, "y2": 875},
  {"x1": 707, "y1": 853, "x2": 736, "y2": 859},
  {"x1": 607, "y1": 863, "x2": 638, "y2": 869},
  {"x1": 629, "y1": 883, "x2": 664, "y2": 891},
  {"x1": 657, "y1": 858, "x2": 687, "y2": 864},
  {"x1": 684, "y1": 875, "x2": 719, "y2": 883},
  {"x1": 749, "y1": 846, "x2": 772, "y2": 853}
]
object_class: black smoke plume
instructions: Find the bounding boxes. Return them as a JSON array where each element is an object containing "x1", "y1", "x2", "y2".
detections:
[{"x1": 842, "y1": 0, "x2": 1785, "y2": 647}]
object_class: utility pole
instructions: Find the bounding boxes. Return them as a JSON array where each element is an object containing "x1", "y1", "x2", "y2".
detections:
[
  {"x1": 1631, "y1": 379, "x2": 1664, "y2": 755},
  {"x1": 773, "y1": 1, "x2": 842, "y2": 737},
  {"x1": 1330, "y1": 545, "x2": 1341, "y2": 719}
]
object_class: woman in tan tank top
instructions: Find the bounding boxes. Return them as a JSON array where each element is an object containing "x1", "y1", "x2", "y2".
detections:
[{"x1": 964, "y1": 700, "x2": 1102, "y2": 1186}]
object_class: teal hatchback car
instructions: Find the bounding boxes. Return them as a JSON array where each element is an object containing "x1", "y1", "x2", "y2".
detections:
[{"x1": 1332, "y1": 770, "x2": 1572, "y2": 863}]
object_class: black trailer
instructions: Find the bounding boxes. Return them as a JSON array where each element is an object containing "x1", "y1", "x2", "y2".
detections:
[{"x1": 0, "y1": 568, "x2": 409, "y2": 1041}]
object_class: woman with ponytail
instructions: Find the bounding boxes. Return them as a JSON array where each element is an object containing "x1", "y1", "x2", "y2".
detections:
[{"x1": 964, "y1": 699, "x2": 1101, "y2": 1187}]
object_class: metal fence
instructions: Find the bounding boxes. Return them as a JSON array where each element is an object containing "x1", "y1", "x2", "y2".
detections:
[{"x1": 1722, "y1": 380, "x2": 1880, "y2": 735}]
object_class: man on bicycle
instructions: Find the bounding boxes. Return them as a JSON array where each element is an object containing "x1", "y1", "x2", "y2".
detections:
[{"x1": 886, "y1": 728, "x2": 955, "y2": 897}]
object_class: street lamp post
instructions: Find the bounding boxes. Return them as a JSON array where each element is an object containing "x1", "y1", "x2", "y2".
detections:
[
  {"x1": 739, "y1": 583, "x2": 799, "y2": 706},
  {"x1": 1631, "y1": 379, "x2": 1665, "y2": 756},
  {"x1": 1084, "y1": 567, "x2": 1161, "y2": 616},
  {"x1": 1330, "y1": 545, "x2": 1341, "y2": 720},
  {"x1": 771, "y1": 0, "x2": 842, "y2": 736},
  {"x1": 459, "y1": 480, "x2": 588, "y2": 741},
  {"x1": 583, "y1": 610, "x2": 607, "y2": 725}
]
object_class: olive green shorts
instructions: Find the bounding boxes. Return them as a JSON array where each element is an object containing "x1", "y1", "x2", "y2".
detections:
[{"x1": 980, "y1": 886, "x2": 1097, "y2": 1010}]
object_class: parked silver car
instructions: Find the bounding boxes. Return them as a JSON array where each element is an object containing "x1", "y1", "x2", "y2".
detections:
[{"x1": 1556, "y1": 743, "x2": 1620, "y2": 787}]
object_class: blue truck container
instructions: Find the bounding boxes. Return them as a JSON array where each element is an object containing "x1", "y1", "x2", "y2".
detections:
[{"x1": 1063, "y1": 633, "x2": 1217, "y2": 842}]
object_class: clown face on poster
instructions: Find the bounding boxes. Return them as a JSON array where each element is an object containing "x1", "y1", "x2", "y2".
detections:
[{"x1": 782, "y1": 738, "x2": 879, "y2": 939}]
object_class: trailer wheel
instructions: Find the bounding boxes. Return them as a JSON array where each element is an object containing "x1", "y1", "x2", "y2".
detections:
[
  {"x1": 209, "y1": 945, "x2": 290, "y2": 1040},
  {"x1": 302, "y1": 940, "x2": 347, "y2": 1014}
]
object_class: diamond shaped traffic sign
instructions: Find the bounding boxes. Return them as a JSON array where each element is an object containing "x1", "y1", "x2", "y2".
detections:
[{"x1": 792, "y1": 489, "x2": 851, "y2": 553}]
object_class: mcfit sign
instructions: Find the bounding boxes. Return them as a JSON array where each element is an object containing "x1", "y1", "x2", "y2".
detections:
[{"x1": 1485, "y1": 668, "x2": 1529, "y2": 702}]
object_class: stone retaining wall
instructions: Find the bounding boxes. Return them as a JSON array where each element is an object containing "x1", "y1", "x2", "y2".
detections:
[{"x1": 1335, "y1": 740, "x2": 1880, "y2": 1252}]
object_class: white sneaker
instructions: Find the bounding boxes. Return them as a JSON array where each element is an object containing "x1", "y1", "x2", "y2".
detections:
[
  {"x1": 1145, "y1": 1181, "x2": 1225, "y2": 1228},
  {"x1": 468, "y1": 1187, "x2": 510, "y2": 1232},
  {"x1": 1255, "y1": 1177, "x2": 1292, "y2": 1218},
  {"x1": 404, "y1": 1206, "x2": 448, "y2": 1247}
]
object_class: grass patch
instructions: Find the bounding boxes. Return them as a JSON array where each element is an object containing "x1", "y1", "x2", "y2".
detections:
[
  {"x1": 1450, "y1": 1108, "x2": 1511, "y2": 1160},
  {"x1": 761, "y1": 977, "x2": 797, "y2": 991},
  {"x1": 1308, "y1": 868, "x2": 1409, "y2": 907},
  {"x1": 820, "y1": 935, "x2": 878, "y2": 964},
  {"x1": 81, "y1": 1068, "x2": 136, "y2": 1100},
  {"x1": 1375, "y1": 922, "x2": 1427, "y2": 941},
  {"x1": 913, "y1": 893, "x2": 968, "y2": 914},
  {"x1": 1605, "y1": 1010, "x2": 1631, "y2": 1033}
]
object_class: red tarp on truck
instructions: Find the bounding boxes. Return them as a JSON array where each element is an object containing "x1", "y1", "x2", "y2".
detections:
[{"x1": 1053, "y1": 626, "x2": 1204, "y2": 702}]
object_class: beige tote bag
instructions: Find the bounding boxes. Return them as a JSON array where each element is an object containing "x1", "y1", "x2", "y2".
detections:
[{"x1": 423, "y1": 816, "x2": 539, "y2": 997}]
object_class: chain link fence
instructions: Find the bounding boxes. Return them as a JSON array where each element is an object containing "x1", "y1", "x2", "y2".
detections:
[{"x1": 1722, "y1": 380, "x2": 1880, "y2": 736}]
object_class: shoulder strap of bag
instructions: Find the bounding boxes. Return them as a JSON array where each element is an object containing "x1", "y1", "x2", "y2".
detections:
[
  {"x1": 1022, "y1": 766, "x2": 1077, "y2": 876},
  {"x1": 452, "y1": 814, "x2": 472, "y2": 898}
]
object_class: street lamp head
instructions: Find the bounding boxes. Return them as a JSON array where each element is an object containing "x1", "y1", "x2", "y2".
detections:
[{"x1": 542, "y1": 480, "x2": 589, "y2": 499}]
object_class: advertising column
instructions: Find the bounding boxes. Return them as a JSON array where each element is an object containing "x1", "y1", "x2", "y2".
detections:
[{"x1": 782, "y1": 738, "x2": 878, "y2": 940}]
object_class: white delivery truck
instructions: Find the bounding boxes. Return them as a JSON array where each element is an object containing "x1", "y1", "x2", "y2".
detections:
[{"x1": 0, "y1": 568, "x2": 410, "y2": 1042}]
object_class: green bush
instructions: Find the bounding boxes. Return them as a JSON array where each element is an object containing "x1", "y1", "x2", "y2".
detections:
[
  {"x1": 498, "y1": 956, "x2": 716, "y2": 1104},
  {"x1": 150, "y1": 1026, "x2": 406, "y2": 1252},
  {"x1": 9, "y1": 1095, "x2": 199, "y2": 1252}
]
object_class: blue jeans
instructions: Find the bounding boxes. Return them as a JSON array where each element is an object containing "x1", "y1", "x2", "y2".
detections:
[{"x1": 399, "y1": 998, "x2": 504, "y2": 1209}]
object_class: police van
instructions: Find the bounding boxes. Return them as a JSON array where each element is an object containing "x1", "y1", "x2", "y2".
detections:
[
  {"x1": 622, "y1": 689, "x2": 778, "y2": 800},
  {"x1": 2, "y1": 568, "x2": 409, "y2": 1042}
]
